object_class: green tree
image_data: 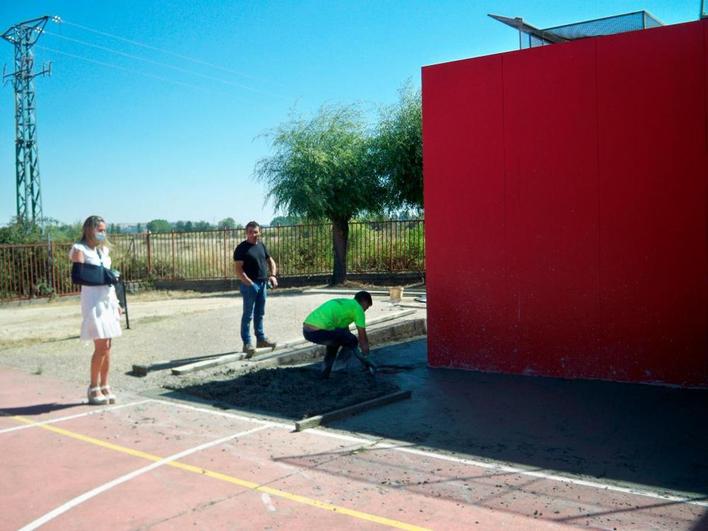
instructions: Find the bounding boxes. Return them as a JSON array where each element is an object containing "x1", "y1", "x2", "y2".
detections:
[
  {"x1": 193, "y1": 221, "x2": 212, "y2": 231},
  {"x1": 0, "y1": 217, "x2": 42, "y2": 244},
  {"x1": 373, "y1": 84, "x2": 423, "y2": 211},
  {"x1": 217, "y1": 217, "x2": 237, "y2": 229},
  {"x1": 255, "y1": 105, "x2": 384, "y2": 283},
  {"x1": 146, "y1": 219, "x2": 172, "y2": 233},
  {"x1": 269, "y1": 215, "x2": 301, "y2": 226}
]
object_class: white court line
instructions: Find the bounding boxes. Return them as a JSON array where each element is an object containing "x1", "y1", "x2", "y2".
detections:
[
  {"x1": 150, "y1": 398, "x2": 292, "y2": 429},
  {"x1": 19, "y1": 424, "x2": 271, "y2": 531},
  {"x1": 373, "y1": 442, "x2": 708, "y2": 508},
  {"x1": 0, "y1": 400, "x2": 153, "y2": 434},
  {"x1": 152, "y1": 397, "x2": 708, "y2": 508}
]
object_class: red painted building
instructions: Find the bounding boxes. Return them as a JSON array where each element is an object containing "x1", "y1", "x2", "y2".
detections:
[{"x1": 422, "y1": 19, "x2": 708, "y2": 387}]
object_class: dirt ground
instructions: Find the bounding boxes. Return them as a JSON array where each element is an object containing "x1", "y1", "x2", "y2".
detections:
[{"x1": 0, "y1": 288, "x2": 425, "y2": 402}]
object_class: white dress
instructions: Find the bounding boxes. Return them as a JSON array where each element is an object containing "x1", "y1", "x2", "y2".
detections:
[{"x1": 69, "y1": 243, "x2": 122, "y2": 341}]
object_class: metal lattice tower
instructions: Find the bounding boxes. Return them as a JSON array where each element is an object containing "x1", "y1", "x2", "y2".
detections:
[{"x1": 2, "y1": 16, "x2": 53, "y2": 224}]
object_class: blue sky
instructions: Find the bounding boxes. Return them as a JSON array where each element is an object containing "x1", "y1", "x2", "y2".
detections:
[{"x1": 0, "y1": 0, "x2": 699, "y2": 226}]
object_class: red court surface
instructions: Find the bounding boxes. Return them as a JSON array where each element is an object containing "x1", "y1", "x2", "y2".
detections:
[{"x1": 2, "y1": 367, "x2": 706, "y2": 530}]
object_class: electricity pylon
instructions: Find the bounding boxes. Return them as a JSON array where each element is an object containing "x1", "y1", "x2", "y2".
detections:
[{"x1": 2, "y1": 16, "x2": 55, "y2": 224}]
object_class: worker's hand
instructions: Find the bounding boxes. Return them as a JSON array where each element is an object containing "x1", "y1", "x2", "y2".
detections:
[{"x1": 269, "y1": 275, "x2": 278, "y2": 288}]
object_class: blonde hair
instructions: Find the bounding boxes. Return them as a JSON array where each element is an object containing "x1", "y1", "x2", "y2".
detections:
[{"x1": 80, "y1": 215, "x2": 110, "y2": 248}]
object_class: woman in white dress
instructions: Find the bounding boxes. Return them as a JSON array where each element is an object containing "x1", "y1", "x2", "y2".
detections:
[{"x1": 69, "y1": 215, "x2": 122, "y2": 405}]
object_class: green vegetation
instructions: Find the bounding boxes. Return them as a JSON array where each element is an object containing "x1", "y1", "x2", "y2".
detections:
[
  {"x1": 0, "y1": 217, "x2": 82, "y2": 245},
  {"x1": 0, "y1": 220, "x2": 424, "y2": 300},
  {"x1": 255, "y1": 104, "x2": 386, "y2": 283},
  {"x1": 373, "y1": 83, "x2": 423, "y2": 211},
  {"x1": 255, "y1": 85, "x2": 423, "y2": 283}
]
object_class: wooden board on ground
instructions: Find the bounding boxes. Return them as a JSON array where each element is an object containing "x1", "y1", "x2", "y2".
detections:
[
  {"x1": 132, "y1": 353, "x2": 241, "y2": 376},
  {"x1": 170, "y1": 347, "x2": 273, "y2": 375},
  {"x1": 295, "y1": 389, "x2": 412, "y2": 431}
]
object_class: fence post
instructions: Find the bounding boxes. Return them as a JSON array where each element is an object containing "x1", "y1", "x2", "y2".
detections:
[
  {"x1": 146, "y1": 231, "x2": 152, "y2": 276},
  {"x1": 223, "y1": 227, "x2": 228, "y2": 279},
  {"x1": 389, "y1": 221, "x2": 394, "y2": 272},
  {"x1": 171, "y1": 231, "x2": 176, "y2": 280},
  {"x1": 49, "y1": 237, "x2": 56, "y2": 294}
]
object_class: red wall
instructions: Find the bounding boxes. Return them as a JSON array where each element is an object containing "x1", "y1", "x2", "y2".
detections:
[{"x1": 422, "y1": 20, "x2": 708, "y2": 387}]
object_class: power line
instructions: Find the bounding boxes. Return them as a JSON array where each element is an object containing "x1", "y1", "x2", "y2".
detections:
[
  {"x1": 60, "y1": 19, "x2": 266, "y2": 83},
  {"x1": 43, "y1": 30, "x2": 286, "y2": 99},
  {"x1": 36, "y1": 45, "x2": 234, "y2": 96}
]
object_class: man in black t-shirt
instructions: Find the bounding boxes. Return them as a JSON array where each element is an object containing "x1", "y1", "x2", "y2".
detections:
[{"x1": 233, "y1": 221, "x2": 278, "y2": 357}]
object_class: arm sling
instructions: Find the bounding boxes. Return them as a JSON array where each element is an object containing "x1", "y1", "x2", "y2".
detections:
[{"x1": 71, "y1": 248, "x2": 119, "y2": 286}]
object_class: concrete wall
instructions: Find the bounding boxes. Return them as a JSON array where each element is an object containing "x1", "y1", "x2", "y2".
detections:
[{"x1": 422, "y1": 20, "x2": 708, "y2": 387}]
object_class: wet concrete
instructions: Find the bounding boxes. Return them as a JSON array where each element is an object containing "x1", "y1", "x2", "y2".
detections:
[
  {"x1": 330, "y1": 339, "x2": 708, "y2": 499},
  {"x1": 165, "y1": 365, "x2": 400, "y2": 420}
]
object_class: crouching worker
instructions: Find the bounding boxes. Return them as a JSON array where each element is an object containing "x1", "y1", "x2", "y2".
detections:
[{"x1": 303, "y1": 291, "x2": 374, "y2": 378}]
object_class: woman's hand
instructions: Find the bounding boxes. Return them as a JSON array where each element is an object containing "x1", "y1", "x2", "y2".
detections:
[{"x1": 70, "y1": 249, "x2": 85, "y2": 263}]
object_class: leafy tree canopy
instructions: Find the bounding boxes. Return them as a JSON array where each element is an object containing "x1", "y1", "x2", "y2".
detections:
[
  {"x1": 146, "y1": 219, "x2": 172, "y2": 233},
  {"x1": 372, "y1": 83, "x2": 423, "y2": 210},
  {"x1": 217, "y1": 217, "x2": 237, "y2": 229},
  {"x1": 255, "y1": 104, "x2": 385, "y2": 225},
  {"x1": 269, "y1": 215, "x2": 302, "y2": 226}
]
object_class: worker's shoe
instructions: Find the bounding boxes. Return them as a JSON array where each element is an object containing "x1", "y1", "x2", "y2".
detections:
[
  {"x1": 256, "y1": 338, "x2": 277, "y2": 350},
  {"x1": 242, "y1": 343, "x2": 256, "y2": 358},
  {"x1": 320, "y1": 349, "x2": 337, "y2": 379}
]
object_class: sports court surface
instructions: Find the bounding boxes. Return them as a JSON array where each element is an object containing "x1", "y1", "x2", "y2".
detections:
[{"x1": 2, "y1": 340, "x2": 707, "y2": 530}]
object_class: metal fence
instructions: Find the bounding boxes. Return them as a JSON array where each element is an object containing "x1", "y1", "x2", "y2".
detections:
[{"x1": 0, "y1": 220, "x2": 425, "y2": 300}]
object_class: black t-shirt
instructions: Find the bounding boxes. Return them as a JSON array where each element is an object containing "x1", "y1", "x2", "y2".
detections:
[{"x1": 233, "y1": 241, "x2": 270, "y2": 281}]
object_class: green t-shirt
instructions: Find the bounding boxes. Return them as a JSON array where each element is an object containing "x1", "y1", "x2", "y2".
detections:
[{"x1": 304, "y1": 298, "x2": 366, "y2": 330}]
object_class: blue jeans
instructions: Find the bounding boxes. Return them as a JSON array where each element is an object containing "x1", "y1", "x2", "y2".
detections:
[{"x1": 240, "y1": 280, "x2": 267, "y2": 344}]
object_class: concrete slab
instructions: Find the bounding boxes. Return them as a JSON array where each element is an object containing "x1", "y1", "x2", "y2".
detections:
[{"x1": 336, "y1": 340, "x2": 708, "y2": 496}]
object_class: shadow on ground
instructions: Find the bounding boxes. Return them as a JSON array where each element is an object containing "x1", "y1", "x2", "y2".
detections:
[
  {"x1": 0, "y1": 402, "x2": 85, "y2": 416},
  {"x1": 333, "y1": 339, "x2": 708, "y2": 497},
  {"x1": 161, "y1": 338, "x2": 708, "y2": 497}
]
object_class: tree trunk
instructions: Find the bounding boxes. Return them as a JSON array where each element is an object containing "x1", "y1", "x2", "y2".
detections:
[{"x1": 331, "y1": 218, "x2": 349, "y2": 285}]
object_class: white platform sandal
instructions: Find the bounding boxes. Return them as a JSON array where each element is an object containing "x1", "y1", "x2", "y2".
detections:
[
  {"x1": 100, "y1": 386, "x2": 116, "y2": 404},
  {"x1": 87, "y1": 386, "x2": 108, "y2": 405}
]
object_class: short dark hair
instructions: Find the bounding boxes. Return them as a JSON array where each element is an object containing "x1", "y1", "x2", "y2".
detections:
[
  {"x1": 354, "y1": 290, "x2": 372, "y2": 306},
  {"x1": 245, "y1": 221, "x2": 260, "y2": 230}
]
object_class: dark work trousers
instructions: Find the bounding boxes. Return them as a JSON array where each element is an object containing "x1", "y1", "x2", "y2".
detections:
[{"x1": 303, "y1": 327, "x2": 358, "y2": 378}]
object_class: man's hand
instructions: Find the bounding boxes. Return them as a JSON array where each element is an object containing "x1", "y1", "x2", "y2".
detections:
[{"x1": 269, "y1": 275, "x2": 278, "y2": 288}]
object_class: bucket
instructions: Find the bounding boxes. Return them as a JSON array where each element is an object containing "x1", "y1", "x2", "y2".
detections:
[{"x1": 389, "y1": 286, "x2": 404, "y2": 304}]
